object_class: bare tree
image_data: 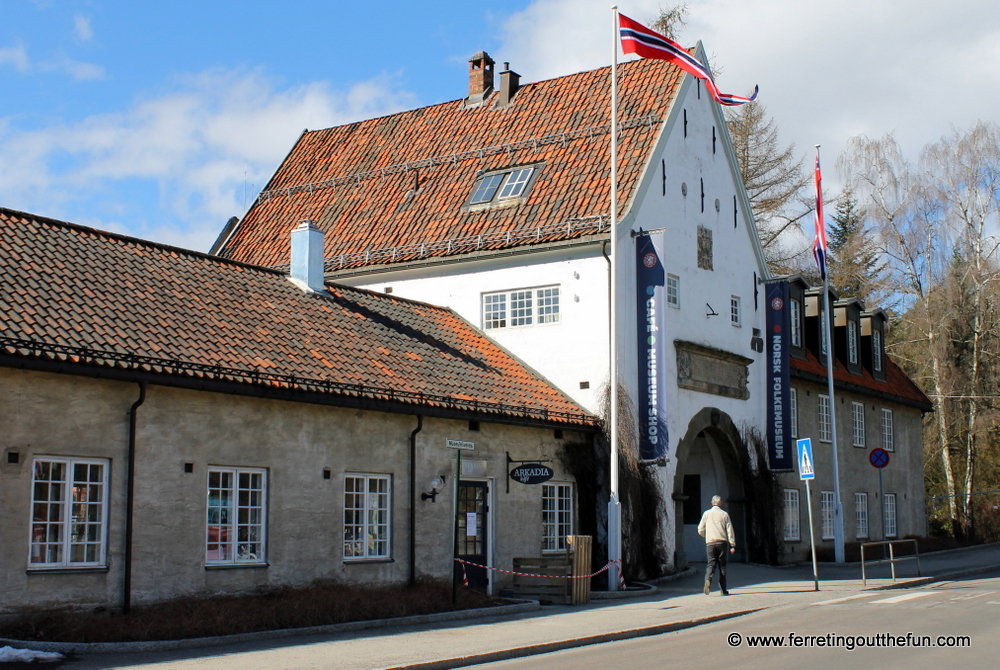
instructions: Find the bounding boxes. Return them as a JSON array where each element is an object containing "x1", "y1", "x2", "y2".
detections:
[
  {"x1": 726, "y1": 102, "x2": 811, "y2": 272},
  {"x1": 651, "y1": 3, "x2": 688, "y2": 41}
]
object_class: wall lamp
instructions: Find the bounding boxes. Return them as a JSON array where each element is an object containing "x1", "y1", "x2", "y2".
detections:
[{"x1": 421, "y1": 476, "x2": 446, "y2": 503}]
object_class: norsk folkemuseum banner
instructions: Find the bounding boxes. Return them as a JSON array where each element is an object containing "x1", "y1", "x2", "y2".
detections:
[
  {"x1": 766, "y1": 281, "x2": 793, "y2": 471},
  {"x1": 636, "y1": 233, "x2": 668, "y2": 461}
]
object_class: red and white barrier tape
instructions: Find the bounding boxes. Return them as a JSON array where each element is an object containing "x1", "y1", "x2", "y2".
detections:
[
  {"x1": 460, "y1": 562, "x2": 469, "y2": 587},
  {"x1": 454, "y1": 558, "x2": 612, "y2": 580}
]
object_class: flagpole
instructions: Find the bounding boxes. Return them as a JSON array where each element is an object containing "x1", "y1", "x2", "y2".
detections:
[
  {"x1": 816, "y1": 144, "x2": 845, "y2": 563},
  {"x1": 608, "y1": 3, "x2": 622, "y2": 592}
]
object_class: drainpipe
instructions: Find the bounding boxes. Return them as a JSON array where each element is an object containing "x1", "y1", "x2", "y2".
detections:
[
  {"x1": 123, "y1": 381, "x2": 146, "y2": 614},
  {"x1": 409, "y1": 414, "x2": 424, "y2": 587}
]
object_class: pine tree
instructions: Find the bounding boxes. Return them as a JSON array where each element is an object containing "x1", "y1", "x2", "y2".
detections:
[{"x1": 827, "y1": 188, "x2": 885, "y2": 305}]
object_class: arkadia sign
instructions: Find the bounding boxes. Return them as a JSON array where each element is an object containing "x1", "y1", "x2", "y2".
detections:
[
  {"x1": 766, "y1": 281, "x2": 793, "y2": 471},
  {"x1": 635, "y1": 233, "x2": 668, "y2": 461}
]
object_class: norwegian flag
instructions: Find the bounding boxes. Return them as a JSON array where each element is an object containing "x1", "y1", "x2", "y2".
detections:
[
  {"x1": 618, "y1": 14, "x2": 758, "y2": 106},
  {"x1": 813, "y1": 149, "x2": 828, "y2": 280}
]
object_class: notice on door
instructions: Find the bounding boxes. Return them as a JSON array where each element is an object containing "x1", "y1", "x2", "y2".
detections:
[{"x1": 466, "y1": 512, "x2": 477, "y2": 536}]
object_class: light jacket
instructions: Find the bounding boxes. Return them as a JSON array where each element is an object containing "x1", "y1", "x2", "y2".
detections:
[{"x1": 698, "y1": 505, "x2": 736, "y2": 547}]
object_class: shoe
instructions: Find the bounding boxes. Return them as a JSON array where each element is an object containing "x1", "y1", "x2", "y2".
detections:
[
  {"x1": 721, "y1": 590, "x2": 730, "y2": 596},
  {"x1": 704, "y1": 582, "x2": 711, "y2": 595}
]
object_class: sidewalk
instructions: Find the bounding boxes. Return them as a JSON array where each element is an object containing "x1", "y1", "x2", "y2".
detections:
[{"x1": 36, "y1": 543, "x2": 1000, "y2": 669}]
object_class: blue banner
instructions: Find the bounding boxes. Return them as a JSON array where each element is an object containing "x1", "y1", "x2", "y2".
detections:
[
  {"x1": 636, "y1": 233, "x2": 668, "y2": 461},
  {"x1": 766, "y1": 281, "x2": 793, "y2": 471}
]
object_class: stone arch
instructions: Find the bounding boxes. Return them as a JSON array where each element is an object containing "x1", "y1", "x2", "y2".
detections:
[{"x1": 672, "y1": 407, "x2": 746, "y2": 568}]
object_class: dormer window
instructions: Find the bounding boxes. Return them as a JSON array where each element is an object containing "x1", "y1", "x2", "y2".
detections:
[
  {"x1": 467, "y1": 166, "x2": 538, "y2": 208},
  {"x1": 790, "y1": 299, "x2": 802, "y2": 347}
]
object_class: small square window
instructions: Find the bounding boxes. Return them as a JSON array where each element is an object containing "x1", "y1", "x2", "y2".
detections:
[
  {"x1": 730, "y1": 296, "x2": 741, "y2": 327},
  {"x1": 469, "y1": 173, "x2": 505, "y2": 204},
  {"x1": 497, "y1": 168, "x2": 533, "y2": 199}
]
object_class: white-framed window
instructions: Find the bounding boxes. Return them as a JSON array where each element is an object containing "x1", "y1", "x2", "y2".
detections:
[
  {"x1": 881, "y1": 409, "x2": 894, "y2": 451},
  {"x1": 848, "y1": 320, "x2": 859, "y2": 365},
  {"x1": 667, "y1": 274, "x2": 680, "y2": 308},
  {"x1": 207, "y1": 467, "x2": 267, "y2": 565},
  {"x1": 783, "y1": 488, "x2": 801, "y2": 541},
  {"x1": 542, "y1": 483, "x2": 574, "y2": 552},
  {"x1": 29, "y1": 458, "x2": 109, "y2": 568},
  {"x1": 821, "y1": 491, "x2": 835, "y2": 540},
  {"x1": 482, "y1": 286, "x2": 560, "y2": 330},
  {"x1": 884, "y1": 493, "x2": 897, "y2": 538},
  {"x1": 344, "y1": 474, "x2": 391, "y2": 559},
  {"x1": 790, "y1": 299, "x2": 802, "y2": 347},
  {"x1": 790, "y1": 387, "x2": 798, "y2": 439},
  {"x1": 730, "y1": 296, "x2": 741, "y2": 327},
  {"x1": 855, "y1": 492, "x2": 869, "y2": 539},
  {"x1": 818, "y1": 394, "x2": 832, "y2": 442},
  {"x1": 852, "y1": 401, "x2": 866, "y2": 447},
  {"x1": 469, "y1": 167, "x2": 536, "y2": 205},
  {"x1": 873, "y1": 330, "x2": 884, "y2": 372}
]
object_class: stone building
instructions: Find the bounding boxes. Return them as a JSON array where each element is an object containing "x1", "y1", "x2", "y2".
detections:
[{"x1": 0, "y1": 207, "x2": 597, "y2": 613}]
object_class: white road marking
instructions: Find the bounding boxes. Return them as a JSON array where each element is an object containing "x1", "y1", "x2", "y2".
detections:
[
  {"x1": 869, "y1": 592, "x2": 934, "y2": 604},
  {"x1": 948, "y1": 591, "x2": 996, "y2": 601},
  {"x1": 809, "y1": 594, "x2": 873, "y2": 606}
]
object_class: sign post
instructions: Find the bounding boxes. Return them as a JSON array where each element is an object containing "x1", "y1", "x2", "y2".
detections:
[
  {"x1": 870, "y1": 448, "x2": 890, "y2": 543},
  {"x1": 797, "y1": 438, "x2": 819, "y2": 591}
]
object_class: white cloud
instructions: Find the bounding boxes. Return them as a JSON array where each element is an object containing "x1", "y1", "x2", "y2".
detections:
[
  {"x1": 0, "y1": 68, "x2": 417, "y2": 252},
  {"x1": 73, "y1": 15, "x2": 93, "y2": 42},
  {"x1": 499, "y1": 0, "x2": 1000, "y2": 174},
  {"x1": 0, "y1": 43, "x2": 30, "y2": 72}
]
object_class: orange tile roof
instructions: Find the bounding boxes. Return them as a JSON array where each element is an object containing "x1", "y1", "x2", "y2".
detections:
[
  {"x1": 791, "y1": 349, "x2": 933, "y2": 411},
  {"x1": 215, "y1": 58, "x2": 684, "y2": 270},
  {"x1": 0, "y1": 207, "x2": 595, "y2": 427}
]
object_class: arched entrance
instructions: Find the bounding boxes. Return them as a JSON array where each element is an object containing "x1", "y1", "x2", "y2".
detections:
[{"x1": 673, "y1": 408, "x2": 746, "y2": 568}]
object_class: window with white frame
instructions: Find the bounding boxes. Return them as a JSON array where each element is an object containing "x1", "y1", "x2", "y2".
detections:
[
  {"x1": 790, "y1": 387, "x2": 798, "y2": 439},
  {"x1": 818, "y1": 394, "x2": 832, "y2": 442},
  {"x1": 482, "y1": 286, "x2": 560, "y2": 330},
  {"x1": 29, "y1": 458, "x2": 109, "y2": 568},
  {"x1": 790, "y1": 299, "x2": 802, "y2": 347},
  {"x1": 855, "y1": 492, "x2": 869, "y2": 538},
  {"x1": 881, "y1": 409, "x2": 894, "y2": 451},
  {"x1": 884, "y1": 493, "x2": 897, "y2": 537},
  {"x1": 344, "y1": 474, "x2": 391, "y2": 559},
  {"x1": 821, "y1": 491, "x2": 835, "y2": 540},
  {"x1": 852, "y1": 401, "x2": 866, "y2": 447},
  {"x1": 783, "y1": 488, "x2": 801, "y2": 541},
  {"x1": 207, "y1": 467, "x2": 267, "y2": 565},
  {"x1": 848, "y1": 320, "x2": 859, "y2": 365},
  {"x1": 873, "y1": 330, "x2": 884, "y2": 372},
  {"x1": 730, "y1": 296, "x2": 741, "y2": 326},
  {"x1": 468, "y1": 167, "x2": 536, "y2": 206},
  {"x1": 666, "y1": 274, "x2": 679, "y2": 308},
  {"x1": 542, "y1": 483, "x2": 574, "y2": 552}
]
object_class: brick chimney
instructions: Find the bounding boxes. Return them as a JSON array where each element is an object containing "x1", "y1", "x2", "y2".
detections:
[
  {"x1": 467, "y1": 51, "x2": 495, "y2": 106},
  {"x1": 497, "y1": 62, "x2": 520, "y2": 108}
]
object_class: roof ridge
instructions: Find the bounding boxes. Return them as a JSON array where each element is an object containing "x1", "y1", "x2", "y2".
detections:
[{"x1": 0, "y1": 205, "x2": 287, "y2": 277}]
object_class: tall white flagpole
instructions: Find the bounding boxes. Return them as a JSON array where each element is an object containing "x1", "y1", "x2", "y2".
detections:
[
  {"x1": 816, "y1": 144, "x2": 845, "y2": 563},
  {"x1": 608, "y1": 4, "x2": 622, "y2": 591}
]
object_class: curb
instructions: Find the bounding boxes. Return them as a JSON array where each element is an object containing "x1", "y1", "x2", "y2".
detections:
[
  {"x1": 865, "y1": 563, "x2": 1000, "y2": 590},
  {"x1": 386, "y1": 609, "x2": 761, "y2": 670},
  {"x1": 0, "y1": 600, "x2": 540, "y2": 655}
]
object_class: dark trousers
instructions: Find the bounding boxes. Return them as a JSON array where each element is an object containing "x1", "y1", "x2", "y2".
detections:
[{"x1": 705, "y1": 541, "x2": 730, "y2": 592}]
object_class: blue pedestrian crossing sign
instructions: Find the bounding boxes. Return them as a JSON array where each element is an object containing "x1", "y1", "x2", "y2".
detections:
[{"x1": 797, "y1": 438, "x2": 815, "y2": 480}]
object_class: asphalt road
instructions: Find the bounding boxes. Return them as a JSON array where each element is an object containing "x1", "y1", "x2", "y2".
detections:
[{"x1": 473, "y1": 571, "x2": 1000, "y2": 670}]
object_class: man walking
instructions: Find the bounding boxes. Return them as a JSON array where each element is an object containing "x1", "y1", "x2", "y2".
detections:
[{"x1": 698, "y1": 495, "x2": 736, "y2": 595}]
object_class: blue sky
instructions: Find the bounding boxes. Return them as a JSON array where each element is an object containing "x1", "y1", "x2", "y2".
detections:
[{"x1": 3, "y1": 0, "x2": 999, "y2": 252}]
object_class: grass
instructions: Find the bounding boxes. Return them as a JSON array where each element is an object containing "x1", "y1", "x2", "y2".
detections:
[{"x1": 0, "y1": 579, "x2": 502, "y2": 644}]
